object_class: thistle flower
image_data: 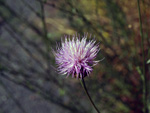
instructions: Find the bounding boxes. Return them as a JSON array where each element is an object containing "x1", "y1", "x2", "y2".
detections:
[{"x1": 54, "y1": 34, "x2": 100, "y2": 78}]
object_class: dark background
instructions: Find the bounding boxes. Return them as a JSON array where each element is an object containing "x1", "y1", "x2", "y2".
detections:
[{"x1": 0, "y1": 0, "x2": 150, "y2": 113}]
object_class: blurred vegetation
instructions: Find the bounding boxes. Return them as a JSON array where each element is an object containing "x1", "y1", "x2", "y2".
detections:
[{"x1": 0, "y1": 0, "x2": 150, "y2": 113}]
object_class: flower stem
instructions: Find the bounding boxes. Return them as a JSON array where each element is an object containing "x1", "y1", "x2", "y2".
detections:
[
  {"x1": 137, "y1": 0, "x2": 148, "y2": 113},
  {"x1": 80, "y1": 77, "x2": 100, "y2": 113}
]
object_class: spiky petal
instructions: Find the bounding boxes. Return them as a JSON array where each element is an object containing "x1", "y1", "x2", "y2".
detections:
[{"x1": 54, "y1": 34, "x2": 100, "y2": 78}]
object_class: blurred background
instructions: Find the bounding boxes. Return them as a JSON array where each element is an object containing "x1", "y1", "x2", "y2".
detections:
[{"x1": 0, "y1": 0, "x2": 150, "y2": 113}]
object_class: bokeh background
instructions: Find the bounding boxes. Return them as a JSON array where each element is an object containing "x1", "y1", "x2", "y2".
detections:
[{"x1": 0, "y1": 0, "x2": 150, "y2": 113}]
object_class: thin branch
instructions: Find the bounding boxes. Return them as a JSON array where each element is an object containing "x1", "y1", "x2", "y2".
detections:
[
  {"x1": 80, "y1": 78, "x2": 101, "y2": 113},
  {"x1": 137, "y1": 0, "x2": 148, "y2": 113}
]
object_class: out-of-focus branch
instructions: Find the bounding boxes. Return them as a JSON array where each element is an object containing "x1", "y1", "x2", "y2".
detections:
[
  {"x1": 21, "y1": 0, "x2": 41, "y2": 18},
  {"x1": 0, "y1": 71, "x2": 87, "y2": 113},
  {"x1": 39, "y1": 1, "x2": 51, "y2": 76},
  {"x1": 43, "y1": 1, "x2": 117, "y2": 55},
  {"x1": 4, "y1": 26, "x2": 46, "y2": 70},
  {"x1": 0, "y1": 79, "x2": 27, "y2": 113},
  {"x1": 0, "y1": 15, "x2": 46, "y2": 61},
  {"x1": 0, "y1": 1, "x2": 43, "y2": 36},
  {"x1": 0, "y1": 49, "x2": 86, "y2": 112}
]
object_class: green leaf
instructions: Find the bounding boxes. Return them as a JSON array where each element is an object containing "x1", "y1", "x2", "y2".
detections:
[
  {"x1": 146, "y1": 59, "x2": 150, "y2": 64},
  {"x1": 136, "y1": 66, "x2": 144, "y2": 81}
]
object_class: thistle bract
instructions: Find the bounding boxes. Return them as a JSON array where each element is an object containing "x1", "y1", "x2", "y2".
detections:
[{"x1": 54, "y1": 34, "x2": 100, "y2": 78}]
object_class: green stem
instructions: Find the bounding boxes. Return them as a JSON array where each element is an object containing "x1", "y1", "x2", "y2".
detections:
[
  {"x1": 137, "y1": 0, "x2": 148, "y2": 113},
  {"x1": 80, "y1": 77, "x2": 100, "y2": 113}
]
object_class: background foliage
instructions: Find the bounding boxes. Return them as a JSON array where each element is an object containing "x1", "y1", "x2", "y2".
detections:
[{"x1": 0, "y1": 0, "x2": 150, "y2": 113}]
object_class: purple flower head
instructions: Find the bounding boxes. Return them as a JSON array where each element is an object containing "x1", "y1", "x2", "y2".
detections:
[{"x1": 54, "y1": 34, "x2": 100, "y2": 79}]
